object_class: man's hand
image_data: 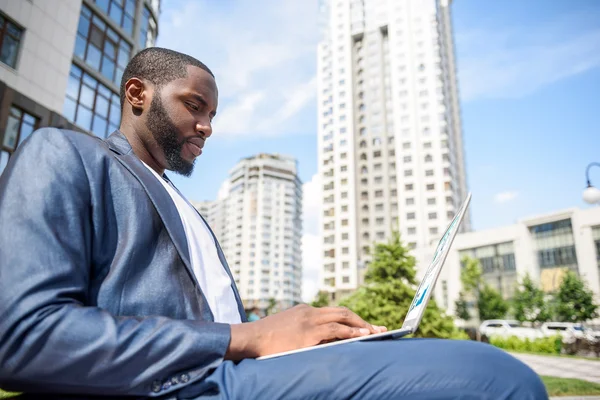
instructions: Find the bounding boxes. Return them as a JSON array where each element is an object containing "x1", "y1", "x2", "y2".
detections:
[{"x1": 225, "y1": 304, "x2": 387, "y2": 360}]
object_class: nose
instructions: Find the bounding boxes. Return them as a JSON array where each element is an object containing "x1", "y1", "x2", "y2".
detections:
[{"x1": 196, "y1": 118, "x2": 212, "y2": 139}]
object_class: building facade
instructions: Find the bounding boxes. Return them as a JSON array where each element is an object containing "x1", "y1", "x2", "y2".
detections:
[
  {"x1": 196, "y1": 154, "x2": 303, "y2": 312},
  {"x1": 317, "y1": 0, "x2": 469, "y2": 300},
  {"x1": 0, "y1": 0, "x2": 159, "y2": 175},
  {"x1": 438, "y1": 207, "x2": 600, "y2": 320}
]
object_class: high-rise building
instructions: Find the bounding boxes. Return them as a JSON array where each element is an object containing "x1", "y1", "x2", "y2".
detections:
[
  {"x1": 196, "y1": 154, "x2": 303, "y2": 312},
  {"x1": 0, "y1": 0, "x2": 159, "y2": 174},
  {"x1": 317, "y1": 0, "x2": 469, "y2": 300}
]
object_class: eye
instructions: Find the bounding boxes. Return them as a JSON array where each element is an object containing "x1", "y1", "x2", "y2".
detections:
[{"x1": 186, "y1": 102, "x2": 199, "y2": 111}]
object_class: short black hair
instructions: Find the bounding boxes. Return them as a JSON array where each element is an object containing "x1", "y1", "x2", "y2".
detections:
[{"x1": 120, "y1": 47, "x2": 214, "y2": 109}]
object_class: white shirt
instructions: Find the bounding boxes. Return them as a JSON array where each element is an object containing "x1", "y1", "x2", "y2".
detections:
[{"x1": 142, "y1": 162, "x2": 241, "y2": 324}]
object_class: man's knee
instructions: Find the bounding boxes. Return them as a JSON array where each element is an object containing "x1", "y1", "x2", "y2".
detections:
[{"x1": 452, "y1": 340, "x2": 548, "y2": 398}]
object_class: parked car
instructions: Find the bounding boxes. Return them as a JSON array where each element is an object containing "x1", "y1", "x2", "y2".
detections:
[
  {"x1": 479, "y1": 319, "x2": 544, "y2": 340},
  {"x1": 540, "y1": 322, "x2": 587, "y2": 339}
]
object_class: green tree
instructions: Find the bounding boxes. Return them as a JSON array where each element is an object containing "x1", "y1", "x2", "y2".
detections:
[
  {"x1": 512, "y1": 274, "x2": 550, "y2": 323},
  {"x1": 459, "y1": 256, "x2": 507, "y2": 321},
  {"x1": 460, "y1": 256, "x2": 483, "y2": 295},
  {"x1": 266, "y1": 297, "x2": 277, "y2": 316},
  {"x1": 454, "y1": 292, "x2": 470, "y2": 321},
  {"x1": 311, "y1": 291, "x2": 330, "y2": 308},
  {"x1": 339, "y1": 232, "x2": 466, "y2": 339},
  {"x1": 478, "y1": 284, "x2": 509, "y2": 321},
  {"x1": 554, "y1": 270, "x2": 599, "y2": 322}
]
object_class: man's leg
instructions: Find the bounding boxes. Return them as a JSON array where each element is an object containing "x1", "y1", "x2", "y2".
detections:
[{"x1": 180, "y1": 339, "x2": 548, "y2": 399}]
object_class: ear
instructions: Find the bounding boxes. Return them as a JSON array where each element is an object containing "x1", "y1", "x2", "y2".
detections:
[{"x1": 124, "y1": 77, "x2": 150, "y2": 111}]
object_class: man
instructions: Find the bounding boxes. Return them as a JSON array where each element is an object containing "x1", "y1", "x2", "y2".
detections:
[
  {"x1": 246, "y1": 307, "x2": 261, "y2": 322},
  {"x1": 0, "y1": 48, "x2": 546, "y2": 399}
]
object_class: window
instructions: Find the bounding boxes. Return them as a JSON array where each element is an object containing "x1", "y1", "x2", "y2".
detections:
[
  {"x1": 427, "y1": 198, "x2": 436, "y2": 205},
  {"x1": 341, "y1": 152, "x2": 347, "y2": 159},
  {"x1": 373, "y1": 150, "x2": 381, "y2": 158},
  {"x1": 64, "y1": 64, "x2": 121, "y2": 138},
  {"x1": 425, "y1": 154, "x2": 433, "y2": 162},
  {"x1": 0, "y1": 14, "x2": 23, "y2": 68},
  {"x1": 340, "y1": 165, "x2": 347, "y2": 172},
  {"x1": 2, "y1": 106, "x2": 38, "y2": 152},
  {"x1": 429, "y1": 227, "x2": 438, "y2": 234},
  {"x1": 94, "y1": 0, "x2": 136, "y2": 34},
  {"x1": 402, "y1": 142, "x2": 411, "y2": 149},
  {"x1": 425, "y1": 170, "x2": 434, "y2": 176},
  {"x1": 403, "y1": 155, "x2": 412, "y2": 163},
  {"x1": 342, "y1": 219, "x2": 348, "y2": 226},
  {"x1": 407, "y1": 227, "x2": 416, "y2": 235},
  {"x1": 426, "y1": 184, "x2": 435, "y2": 191},
  {"x1": 341, "y1": 192, "x2": 348, "y2": 198},
  {"x1": 361, "y1": 178, "x2": 368, "y2": 185},
  {"x1": 374, "y1": 163, "x2": 382, "y2": 171},
  {"x1": 342, "y1": 233, "x2": 349, "y2": 240},
  {"x1": 361, "y1": 166, "x2": 368, "y2": 174},
  {"x1": 375, "y1": 203, "x2": 384, "y2": 211},
  {"x1": 406, "y1": 198, "x2": 414, "y2": 205},
  {"x1": 375, "y1": 190, "x2": 383, "y2": 198},
  {"x1": 376, "y1": 218, "x2": 384, "y2": 225},
  {"x1": 75, "y1": 5, "x2": 132, "y2": 85},
  {"x1": 139, "y1": 6, "x2": 157, "y2": 49},
  {"x1": 342, "y1": 276, "x2": 350, "y2": 284},
  {"x1": 405, "y1": 184, "x2": 413, "y2": 191},
  {"x1": 407, "y1": 212, "x2": 415, "y2": 220},
  {"x1": 424, "y1": 142, "x2": 432, "y2": 149},
  {"x1": 360, "y1": 140, "x2": 367, "y2": 148},
  {"x1": 428, "y1": 212, "x2": 437, "y2": 220},
  {"x1": 404, "y1": 169, "x2": 412, "y2": 177}
]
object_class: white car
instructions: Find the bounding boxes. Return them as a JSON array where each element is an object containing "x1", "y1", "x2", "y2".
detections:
[
  {"x1": 479, "y1": 320, "x2": 544, "y2": 340},
  {"x1": 540, "y1": 322, "x2": 598, "y2": 340}
]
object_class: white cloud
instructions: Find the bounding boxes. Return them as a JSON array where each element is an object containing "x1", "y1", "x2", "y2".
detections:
[
  {"x1": 301, "y1": 173, "x2": 322, "y2": 303},
  {"x1": 157, "y1": 0, "x2": 318, "y2": 138},
  {"x1": 302, "y1": 173, "x2": 321, "y2": 236},
  {"x1": 494, "y1": 191, "x2": 519, "y2": 204},
  {"x1": 457, "y1": 20, "x2": 600, "y2": 101},
  {"x1": 302, "y1": 233, "x2": 321, "y2": 303}
]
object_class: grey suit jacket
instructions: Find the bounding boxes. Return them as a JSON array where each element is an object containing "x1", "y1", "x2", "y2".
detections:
[{"x1": 0, "y1": 128, "x2": 247, "y2": 397}]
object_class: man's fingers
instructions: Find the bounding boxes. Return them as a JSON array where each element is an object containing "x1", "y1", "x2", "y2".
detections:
[
  {"x1": 316, "y1": 307, "x2": 377, "y2": 333},
  {"x1": 317, "y1": 322, "x2": 371, "y2": 342}
]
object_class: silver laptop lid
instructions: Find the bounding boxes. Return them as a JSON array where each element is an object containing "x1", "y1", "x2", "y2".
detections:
[{"x1": 401, "y1": 192, "x2": 472, "y2": 332}]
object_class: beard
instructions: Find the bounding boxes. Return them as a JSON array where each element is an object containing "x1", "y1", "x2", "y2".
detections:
[{"x1": 145, "y1": 93, "x2": 195, "y2": 177}]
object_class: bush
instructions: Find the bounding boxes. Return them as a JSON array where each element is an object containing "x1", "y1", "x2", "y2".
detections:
[{"x1": 489, "y1": 335, "x2": 562, "y2": 354}]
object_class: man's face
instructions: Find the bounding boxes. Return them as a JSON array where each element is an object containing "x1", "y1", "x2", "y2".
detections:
[{"x1": 145, "y1": 65, "x2": 218, "y2": 176}]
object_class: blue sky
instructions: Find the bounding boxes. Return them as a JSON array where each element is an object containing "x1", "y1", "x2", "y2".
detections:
[{"x1": 156, "y1": 0, "x2": 600, "y2": 299}]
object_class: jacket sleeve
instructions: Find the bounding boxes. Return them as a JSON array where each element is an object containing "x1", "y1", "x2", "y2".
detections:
[{"x1": 0, "y1": 128, "x2": 232, "y2": 397}]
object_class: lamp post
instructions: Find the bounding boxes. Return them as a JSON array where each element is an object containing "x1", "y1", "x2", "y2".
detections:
[{"x1": 583, "y1": 162, "x2": 600, "y2": 204}]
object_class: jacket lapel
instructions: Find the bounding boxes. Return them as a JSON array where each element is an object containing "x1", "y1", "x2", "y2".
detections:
[
  {"x1": 103, "y1": 131, "x2": 214, "y2": 317},
  {"x1": 104, "y1": 131, "x2": 247, "y2": 322}
]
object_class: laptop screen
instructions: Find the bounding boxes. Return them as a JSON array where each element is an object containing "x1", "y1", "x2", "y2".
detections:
[{"x1": 403, "y1": 202, "x2": 465, "y2": 323}]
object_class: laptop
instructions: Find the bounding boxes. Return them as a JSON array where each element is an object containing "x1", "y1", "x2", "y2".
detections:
[{"x1": 257, "y1": 192, "x2": 472, "y2": 361}]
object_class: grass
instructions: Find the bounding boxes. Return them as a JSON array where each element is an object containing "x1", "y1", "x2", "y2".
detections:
[
  {"x1": 0, "y1": 390, "x2": 20, "y2": 399},
  {"x1": 542, "y1": 376, "x2": 600, "y2": 397}
]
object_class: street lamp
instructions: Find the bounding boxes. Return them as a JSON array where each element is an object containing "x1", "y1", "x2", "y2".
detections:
[{"x1": 583, "y1": 162, "x2": 600, "y2": 204}]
